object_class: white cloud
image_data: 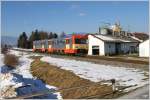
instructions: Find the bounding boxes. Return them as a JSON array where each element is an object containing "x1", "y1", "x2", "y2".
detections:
[
  {"x1": 70, "y1": 4, "x2": 80, "y2": 9},
  {"x1": 79, "y1": 12, "x2": 86, "y2": 16}
]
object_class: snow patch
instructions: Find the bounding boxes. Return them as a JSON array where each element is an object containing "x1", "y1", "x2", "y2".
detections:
[
  {"x1": 0, "y1": 51, "x2": 62, "y2": 99},
  {"x1": 41, "y1": 56, "x2": 148, "y2": 91}
]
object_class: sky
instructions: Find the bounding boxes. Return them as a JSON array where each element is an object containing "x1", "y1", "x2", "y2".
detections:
[{"x1": 1, "y1": 1, "x2": 149, "y2": 37}]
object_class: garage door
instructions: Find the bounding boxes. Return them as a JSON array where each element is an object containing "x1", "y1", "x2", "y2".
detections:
[{"x1": 92, "y1": 46, "x2": 99, "y2": 55}]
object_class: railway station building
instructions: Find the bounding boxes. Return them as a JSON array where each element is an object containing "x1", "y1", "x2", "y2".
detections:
[
  {"x1": 139, "y1": 39, "x2": 149, "y2": 57},
  {"x1": 88, "y1": 34, "x2": 139, "y2": 56}
]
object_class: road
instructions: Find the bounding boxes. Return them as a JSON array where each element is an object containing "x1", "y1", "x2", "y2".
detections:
[{"x1": 118, "y1": 84, "x2": 149, "y2": 99}]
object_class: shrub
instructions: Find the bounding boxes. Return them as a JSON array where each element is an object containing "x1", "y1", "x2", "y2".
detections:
[
  {"x1": 4, "y1": 54, "x2": 19, "y2": 68},
  {"x1": 1, "y1": 47, "x2": 8, "y2": 54}
]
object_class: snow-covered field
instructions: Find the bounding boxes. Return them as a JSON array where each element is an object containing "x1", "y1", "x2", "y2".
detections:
[
  {"x1": 0, "y1": 49, "x2": 149, "y2": 98},
  {"x1": 13, "y1": 47, "x2": 33, "y2": 52},
  {"x1": 0, "y1": 50, "x2": 62, "y2": 99},
  {"x1": 41, "y1": 56, "x2": 149, "y2": 91}
]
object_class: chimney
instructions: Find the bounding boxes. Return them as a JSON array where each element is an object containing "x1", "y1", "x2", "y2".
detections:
[{"x1": 99, "y1": 27, "x2": 101, "y2": 34}]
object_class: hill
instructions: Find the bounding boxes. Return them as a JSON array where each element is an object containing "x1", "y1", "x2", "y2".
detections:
[{"x1": 1, "y1": 36, "x2": 18, "y2": 46}]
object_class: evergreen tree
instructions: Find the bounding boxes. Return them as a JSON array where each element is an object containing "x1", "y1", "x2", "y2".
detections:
[
  {"x1": 34, "y1": 29, "x2": 40, "y2": 40},
  {"x1": 39, "y1": 31, "x2": 48, "y2": 40},
  {"x1": 53, "y1": 33, "x2": 58, "y2": 38},
  {"x1": 48, "y1": 32, "x2": 53, "y2": 39},
  {"x1": 28, "y1": 29, "x2": 40, "y2": 48},
  {"x1": 29, "y1": 31, "x2": 35, "y2": 48},
  {"x1": 22, "y1": 32, "x2": 28, "y2": 48},
  {"x1": 17, "y1": 32, "x2": 28, "y2": 48}
]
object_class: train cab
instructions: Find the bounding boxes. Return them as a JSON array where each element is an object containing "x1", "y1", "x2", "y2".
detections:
[{"x1": 64, "y1": 34, "x2": 88, "y2": 54}]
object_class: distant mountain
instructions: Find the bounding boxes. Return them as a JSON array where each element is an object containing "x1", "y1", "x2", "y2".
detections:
[{"x1": 1, "y1": 36, "x2": 18, "y2": 46}]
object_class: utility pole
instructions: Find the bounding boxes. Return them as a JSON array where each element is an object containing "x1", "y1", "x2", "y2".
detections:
[{"x1": 111, "y1": 79, "x2": 116, "y2": 93}]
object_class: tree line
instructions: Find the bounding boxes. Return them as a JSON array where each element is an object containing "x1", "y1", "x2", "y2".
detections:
[{"x1": 17, "y1": 29, "x2": 65, "y2": 49}]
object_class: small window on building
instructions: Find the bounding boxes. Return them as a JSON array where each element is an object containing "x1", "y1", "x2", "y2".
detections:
[{"x1": 109, "y1": 45, "x2": 111, "y2": 48}]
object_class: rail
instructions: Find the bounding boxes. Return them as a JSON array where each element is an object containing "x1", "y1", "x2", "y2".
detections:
[{"x1": 11, "y1": 48, "x2": 149, "y2": 65}]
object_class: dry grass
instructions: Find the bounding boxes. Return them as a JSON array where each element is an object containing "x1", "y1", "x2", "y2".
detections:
[
  {"x1": 30, "y1": 59, "x2": 122, "y2": 99},
  {"x1": 1, "y1": 47, "x2": 8, "y2": 54},
  {"x1": 4, "y1": 54, "x2": 19, "y2": 68},
  {"x1": 28, "y1": 56, "x2": 43, "y2": 60},
  {"x1": 86, "y1": 56, "x2": 149, "y2": 65}
]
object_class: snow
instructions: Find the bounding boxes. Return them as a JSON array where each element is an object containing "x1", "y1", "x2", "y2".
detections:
[
  {"x1": 0, "y1": 51, "x2": 62, "y2": 99},
  {"x1": 95, "y1": 35, "x2": 131, "y2": 42},
  {"x1": 41, "y1": 56, "x2": 149, "y2": 91},
  {"x1": 1, "y1": 48, "x2": 148, "y2": 98},
  {"x1": 13, "y1": 47, "x2": 33, "y2": 52}
]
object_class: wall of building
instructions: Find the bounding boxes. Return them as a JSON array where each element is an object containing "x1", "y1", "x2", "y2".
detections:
[
  {"x1": 139, "y1": 40, "x2": 149, "y2": 57},
  {"x1": 88, "y1": 35, "x2": 105, "y2": 55},
  {"x1": 88, "y1": 35, "x2": 139, "y2": 56},
  {"x1": 104, "y1": 42, "x2": 116, "y2": 55},
  {"x1": 120, "y1": 42, "x2": 138, "y2": 54}
]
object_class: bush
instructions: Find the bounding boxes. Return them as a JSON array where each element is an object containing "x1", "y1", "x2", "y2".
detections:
[
  {"x1": 4, "y1": 54, "x2": 19, "y2": 68},
  {"x1": 1, "y1": 47, "x2": 8, "y2": 54}
]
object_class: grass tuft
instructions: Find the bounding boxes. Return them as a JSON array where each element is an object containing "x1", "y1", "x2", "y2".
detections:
[{"x1": 4, "y1": 54, "x2": 19, "y2": 68}]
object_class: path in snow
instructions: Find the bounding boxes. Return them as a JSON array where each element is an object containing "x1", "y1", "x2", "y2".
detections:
[
  {"x1": 0, "y1": 51, "x2": 61, "y2": 99},
  {"x1": 41, "y1": 56, "x2": 149, "y2": 91}
]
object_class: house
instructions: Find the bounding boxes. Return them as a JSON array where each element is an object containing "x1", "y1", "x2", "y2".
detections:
[
  {"x1": 88, "y1": 34, "x2": 139, "y2": 56},
  {"x1": 139, "y1": 39, "x2": 149, "y2": 57}
]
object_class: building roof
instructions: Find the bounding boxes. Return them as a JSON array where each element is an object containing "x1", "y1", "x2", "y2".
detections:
[
  {"x1": 140, "y1": 39, "x2": 149, "y2": 45},
  {"x1": 90, "y1": 34, "x2": 139, "y2": 43},
  {"x1": 131, "y1": 32, "x2": 149, "y2": 41}
]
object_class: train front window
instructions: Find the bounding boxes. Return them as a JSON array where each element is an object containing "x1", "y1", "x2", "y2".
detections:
[
  {"x1": 65, "y1": 39, "x2": 70, "y2": 44},
  {"x1": 75, "y1": 39, "x2": 87, "y2": 44}
]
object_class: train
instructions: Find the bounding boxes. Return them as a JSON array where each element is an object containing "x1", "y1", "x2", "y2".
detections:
[{"x1": 33, "y1": 34, "x2": 88, "y2": 55}]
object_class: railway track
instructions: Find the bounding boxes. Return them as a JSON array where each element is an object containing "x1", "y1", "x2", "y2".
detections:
[{"x1": 11, "y1": 48, "x2": 149, "y2": 65}]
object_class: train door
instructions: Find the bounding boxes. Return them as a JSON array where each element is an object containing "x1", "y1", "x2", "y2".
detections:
[
  {"x1": 48, "y1": 41, "x2": 52, "y2": 48},
  {"x1": 65, "y1": 38, "x2": 71, "y2": 49},
  {"x1": 41, "y1": 41, "x2": 44, "y2": 49},
  {"x1": 33, "y1": 41, "x2": 35, "y2": 49}
]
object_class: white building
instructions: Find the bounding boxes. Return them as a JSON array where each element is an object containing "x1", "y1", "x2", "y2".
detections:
[
  {"x1": 88, "y1": 34, "x2": 139, "y2": 56},
  {"x1": 139, "y1": 39, "x2": 149, "y2": 57}
]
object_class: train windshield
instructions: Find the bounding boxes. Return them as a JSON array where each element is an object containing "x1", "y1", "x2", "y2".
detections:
[
  {"x1": 65, "y1": 39, "x2": 70, "y2": 44},
  {"x1": 75, "y1": 39, "x2": 87, "y2": 44}
]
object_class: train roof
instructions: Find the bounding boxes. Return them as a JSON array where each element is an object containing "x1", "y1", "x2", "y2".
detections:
[
  {"x1": 64, "y1": 33, "x2": 88, "y2": 38},
  {"x1": 33, "y1": 33, "x2": 88, "y2": 42},
  {"x1": 33, "y1": 37, "x2": 65, "y2": 43}
]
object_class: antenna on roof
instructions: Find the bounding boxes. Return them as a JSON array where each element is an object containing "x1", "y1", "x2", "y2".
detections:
[
  {"x1": 116, "y1": 17, "x2": 120, "y2": 26},
  {"x1": 127, "y1": 25, "x2": 130, "y2": 33}
]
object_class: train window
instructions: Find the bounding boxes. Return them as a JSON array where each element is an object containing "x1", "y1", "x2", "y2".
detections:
[
  {"x1": 65, "y1": 39, "x2": 70, "y2": 44},
  {"x1": 48, "y1": 41, "x2": 52, "y2": 44},
  {"x1": 75, "y1": 39, "x2": 87, "y2": 44}
]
